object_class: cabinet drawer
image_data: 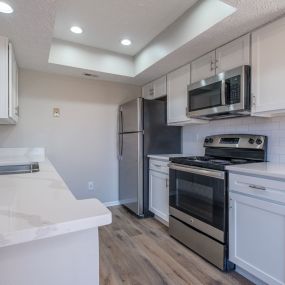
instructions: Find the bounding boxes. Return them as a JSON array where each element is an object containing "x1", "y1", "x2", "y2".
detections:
[
  {"x1": 149, "y1": 159, "x2": 169, "y2": 174},
  {"x1": 229, "y1": 173, "x2": 285, "y2": 205}
]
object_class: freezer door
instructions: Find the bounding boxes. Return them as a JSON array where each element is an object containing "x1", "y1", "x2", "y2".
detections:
[
  {"x1": 119, "y1": 98, "x2": 143, "y2": 133},
  {"x1": 119, "y1": 132, "x2": 143, "y2": 216}
]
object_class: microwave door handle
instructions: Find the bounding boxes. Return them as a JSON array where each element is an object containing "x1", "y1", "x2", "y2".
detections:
[{"x1": 221, "y1": 79, "x2": 226, "y2": 106}]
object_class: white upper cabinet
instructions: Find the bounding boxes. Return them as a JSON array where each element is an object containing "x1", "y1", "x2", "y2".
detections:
[
  {"x1": 190, "y1": 34, "x2": 250, "y2": 84},
  {"x1": 252, "y1": 17, "x2": 285, "y2": 117},
  {"x1": 167, "y1": 64, "x2": 205, "y2": 125},
  {"x1": 142, "y1": 76, "x2": 167, "y2": 100},
  {"x1": 153, "y1": 76, "x2": 167, "y2": 99},
  {"x1": 190, "y1": 51, "x2": 215, "y2": 83},
  {"x1": 0, "y1": 36, "x2": 19, "y2": 124},
  {"x1": 215, "y1": 34, "x2": 250, "y2": 74},
  {"x1": 142, "y1": 82, "x2": 154, "y2": 100}
]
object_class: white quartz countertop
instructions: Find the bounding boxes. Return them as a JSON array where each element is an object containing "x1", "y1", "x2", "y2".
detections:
[
  {"x1": 147, "y1": 154, "x2": 190, "y2": 161},
  {"x1": 0, "y1": 156, "x2": 111, "y2": 248},
  {"x1": 226, "y1": 162, "x2": 285, "y2": 180}
]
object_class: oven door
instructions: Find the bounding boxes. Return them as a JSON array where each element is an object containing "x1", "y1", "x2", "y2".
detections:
[{"x1": 169, "y1": 163, "x2": 226, "y2": 242}]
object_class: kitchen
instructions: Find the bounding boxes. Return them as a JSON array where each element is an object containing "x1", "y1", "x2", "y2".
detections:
[{"x1": 0, "y1": 0, "x2": 285, "y2": 284}]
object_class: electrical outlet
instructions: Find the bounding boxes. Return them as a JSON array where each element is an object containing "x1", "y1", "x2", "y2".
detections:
[
  {"x1": 88, "y1": 181, "x2": 95, "y2": 191},
  {"x1": 53, "y1": 108, "x2": 60, "y2": 118}
]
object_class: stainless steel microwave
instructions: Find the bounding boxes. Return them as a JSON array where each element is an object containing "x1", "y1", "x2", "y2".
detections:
[{"x1": 187, "y1": 65, "x2": 251, "y2": 120}]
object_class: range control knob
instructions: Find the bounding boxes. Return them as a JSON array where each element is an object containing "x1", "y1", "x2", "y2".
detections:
[
  {"x1": 208, "y1": 138, "x2": 214, "y2": 143},
  {"x1": 248, "y1": 138, "x2": 255, "y2": 144},
  {"x1": 205, "y1": 138, "x2": 209, "y2": 143},
  {"x1": 256, "y1": 138, "x2": 263, "y2": 145}
]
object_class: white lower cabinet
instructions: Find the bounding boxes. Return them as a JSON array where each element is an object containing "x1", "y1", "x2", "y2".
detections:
[
  {"x1": 229, "y1": 173, "x2": 285, "y2": 285},
  {"x1": 149, "y1": 159, "x2": 169, "y2": 224}
]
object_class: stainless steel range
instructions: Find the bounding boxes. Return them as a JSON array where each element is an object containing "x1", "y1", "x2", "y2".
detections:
[{"x1": 168, "y1": 134, "x2": 267, "y2": 271}]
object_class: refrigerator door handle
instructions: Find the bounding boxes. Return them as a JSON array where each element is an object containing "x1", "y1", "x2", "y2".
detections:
[
  {"x1": 120, "y1": 109, "x2": 123, "y2": 134},
  {"x1": 120, "y1": 134, "x2": 123, "y2": 157}
]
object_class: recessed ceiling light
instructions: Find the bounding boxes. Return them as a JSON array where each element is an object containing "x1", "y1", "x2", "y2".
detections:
[
  {"x1": 70, "y1": 26, "x2": 83, "y2": 34},
  {"x1": 0, "y1": 2, "x2": 13, "y2": 14},
  {"x1": 121, "y1": 39, "x2": 132, "y2": 46}
]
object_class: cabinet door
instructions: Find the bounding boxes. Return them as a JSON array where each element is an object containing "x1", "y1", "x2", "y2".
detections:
[
  {"x1": 229, "y1": 192, "x2": 285, "y2": 285},
  {"x1": 8, "y1": 43, "x2": 19, "y2": 122},
  {"x1": 216, "y1": 34, "x2": 250, "y2": 74},
  {"x1": 190, "y1": 51, "x2": 215, "y2": 83},
  {"x1": 0, "y1": 36, "x2": 9, "y2": 119},
  {"x1": 167, "y1": 64, "x2": 205, "y2": 125},
  {"x1": 149, "y1": 170, "x2": 169, "y2": 222},
  {"x1": 142, "y1": 82, "x2": 154, "y2": 100},
  {"x1": 252, "y1": 17, "x2": 285, "y2": 116},
  {"x1": 153, "y1": 76, "x2": 166, "y2": 99}
]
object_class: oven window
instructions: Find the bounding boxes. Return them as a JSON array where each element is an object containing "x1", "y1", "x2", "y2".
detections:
[
  {"x1": 169, "y1": 169, "x2": 225, "y2": 231},
  {"x1": 189, "y1": 81, "x2": 222, "y2": 111}
]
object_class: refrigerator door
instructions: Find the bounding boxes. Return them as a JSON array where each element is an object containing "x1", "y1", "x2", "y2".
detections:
[
  {"x1": 119, "y1": 132, "x2": 143, "y2": 216},
  {"x1": 119, "y1": 98, "x2": 143, "y2": 133}
]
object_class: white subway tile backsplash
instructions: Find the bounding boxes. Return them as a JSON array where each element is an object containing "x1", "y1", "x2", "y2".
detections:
[{"x1": 183, "y1": 115, "x2": 285, "y2": 163}]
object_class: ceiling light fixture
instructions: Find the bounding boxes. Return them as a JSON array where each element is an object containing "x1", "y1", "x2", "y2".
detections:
[
  {"x1": 0, "y1": 2, "x2": 13, "y2": 13},
  {"x1": 121, "y1": 39, "x2": 132, "y2": 46},
  {"x1": 70, "y1": 26, "x2": 83, "y2": 34}
]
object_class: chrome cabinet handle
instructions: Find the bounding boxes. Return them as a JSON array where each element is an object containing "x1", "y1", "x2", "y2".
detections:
[
  {"x1": 215, "y1": 59, "x2": 219, "y2": 69},
  {"x1": 210, "y1": 61, "x2": 215, "y2": 71},
  {"x1": 252, "y1": 95, "x2": 256, "y2": 106},
  {"x1": 249, "y1": 184, "x2": 266, "y2": 191},
  {"x1": 166, "y1": 179, "x2": 169, "y2": 188}
]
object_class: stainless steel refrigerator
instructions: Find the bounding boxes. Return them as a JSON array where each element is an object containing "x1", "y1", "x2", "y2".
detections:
[{"x1": 118, "y1": 98, "x2": 181, "y2": 217}]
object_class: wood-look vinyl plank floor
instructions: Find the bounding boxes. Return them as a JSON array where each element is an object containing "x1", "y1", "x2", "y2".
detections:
[{"x1": 99, "y1": 206, "x2": 253, "y2": 285}]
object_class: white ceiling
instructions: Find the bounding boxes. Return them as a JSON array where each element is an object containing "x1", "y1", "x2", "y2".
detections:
[
  {"x1": 53, "y1": 0, "x2": 197, "y2": 56},
  {"x1": 1, "y1": 0, "x2": 285, "y2": 85}
]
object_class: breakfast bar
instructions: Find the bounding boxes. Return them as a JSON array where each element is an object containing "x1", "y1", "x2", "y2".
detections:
[{"x1": 0, "y1": 149, "x2": 111, "y2": 285}]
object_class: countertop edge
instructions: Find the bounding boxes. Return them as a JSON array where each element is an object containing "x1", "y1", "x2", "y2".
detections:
[
  {"x1": 226, "y1": 163, "x2": 285, "y2": 180},
  {"x1": 0, "y1": 211, "x2": 112, "y2": 248}
]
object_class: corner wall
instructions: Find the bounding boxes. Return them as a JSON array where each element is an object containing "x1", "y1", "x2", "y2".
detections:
[{"x1": 0, "y1": 69, "x2": 140, "y2": 203}]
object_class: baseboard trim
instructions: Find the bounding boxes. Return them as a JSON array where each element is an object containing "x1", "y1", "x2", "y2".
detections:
[
  {"x1": 154, "y1": 215, "x2": 169, "y2": 227},
  {"x1": 235, "y1": 266, "x2": 267, "y2": 285},
  {"x1": 104, "y1": 200, "x2": 121, "y2": 207}
]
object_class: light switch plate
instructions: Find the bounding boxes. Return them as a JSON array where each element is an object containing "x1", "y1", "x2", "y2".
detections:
[{"x1": 53, "y1": 108, "x2": 60, "y2": 118}]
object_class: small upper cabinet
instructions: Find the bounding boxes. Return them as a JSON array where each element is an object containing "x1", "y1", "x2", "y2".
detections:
[
  {"x1": 142, "y1": 76, "x2": 167, "y2": 100},
  {"x1": 215, "y1": 34, "x2": 250, "y2": 74},
  {"x1": 142, "y1": 82, "x2": 154, "y2": 100},
  {"x1": 190, "y1": 51, "x2": 215, "y2": 83},
  {"x1": 167, "y1": 64, "x2": 205, "y2": 125},
  {"x1": 0, "y1": 36, "x2": 19, "y2": 124},
  {"x1": 251, "y1": 17, "x2": 285, "y2": 117},
  {"x1": 153, "y1": 76, "x2": 167, "y2": 98},
  {"x1": 190, "y1": 34, "x2": 250, "y2": 84}
]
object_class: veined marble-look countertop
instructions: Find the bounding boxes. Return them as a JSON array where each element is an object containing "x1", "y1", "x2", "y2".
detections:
[
  {"x1": 0, "y1": 148, "x2": 111, "y2": 248},
  {"x1": 226, "y1": 162, "x2": 285, "y2": 180}
]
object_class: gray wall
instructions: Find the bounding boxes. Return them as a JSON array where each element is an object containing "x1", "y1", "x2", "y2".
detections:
[{"x1": 0, "y1": 69, "x2": 140, "y2": 203}]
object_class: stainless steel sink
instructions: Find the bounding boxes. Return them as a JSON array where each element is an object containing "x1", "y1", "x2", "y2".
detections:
[{"x1": 0, "y1": 162, "x2": 40, "y2": 175}]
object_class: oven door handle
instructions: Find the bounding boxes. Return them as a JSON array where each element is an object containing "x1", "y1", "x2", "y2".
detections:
[{"x1": 168, "y1": 163, "x2": 225, "y2": 180}]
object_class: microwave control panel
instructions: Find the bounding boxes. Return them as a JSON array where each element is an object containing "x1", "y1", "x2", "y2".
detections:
[{"x1": 225, "y1": 75, "x2": 241, "y2": 105}]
